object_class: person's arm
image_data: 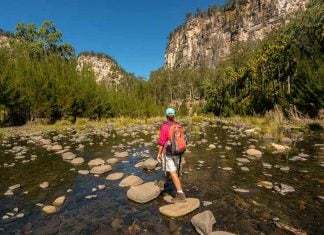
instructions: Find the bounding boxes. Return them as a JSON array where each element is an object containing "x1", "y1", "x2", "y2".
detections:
[
  {"x1": 157, "y1": 123, "x2": 167, "y2": 161},
  {"x1": 157, "y1": 145, "x2": 163, "y2": 162}
]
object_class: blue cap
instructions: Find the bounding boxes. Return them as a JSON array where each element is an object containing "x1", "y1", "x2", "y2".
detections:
[{"x1": 165, "y1": 107, "x2": 175, "y2": 116}]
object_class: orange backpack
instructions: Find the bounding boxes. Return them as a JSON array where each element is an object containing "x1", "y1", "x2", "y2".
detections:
[{"x1": 166, "y1": 121, "x2": 187, "y2": 156}]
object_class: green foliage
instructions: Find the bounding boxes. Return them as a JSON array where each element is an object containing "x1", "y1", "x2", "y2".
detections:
[{"x1": 14, "y1": 21, "x2": 74, "y2": 59}]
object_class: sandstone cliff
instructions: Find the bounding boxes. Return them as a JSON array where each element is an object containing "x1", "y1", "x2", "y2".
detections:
[
  {"x1": 77, "y1": 53, "x2": 127, "y2": 87},
  {"x1": 165, "y1": 0, "x2": 308, "y2": 69}
]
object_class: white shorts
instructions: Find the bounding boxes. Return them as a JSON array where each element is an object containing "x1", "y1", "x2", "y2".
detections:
[{"x1": 162, "y1": 154, "x2": 182, "y2": 173}]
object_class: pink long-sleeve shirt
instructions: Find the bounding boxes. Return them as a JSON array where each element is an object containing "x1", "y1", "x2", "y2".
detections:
[{"x1": 158, "y1": 120, "x2": 176, "y2": 146}]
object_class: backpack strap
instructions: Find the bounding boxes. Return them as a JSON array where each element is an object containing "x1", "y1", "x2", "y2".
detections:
[{"x1": 165, "y1": 121, "x2": 177, "y2": 127}]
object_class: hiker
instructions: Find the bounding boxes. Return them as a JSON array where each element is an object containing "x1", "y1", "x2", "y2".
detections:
[{"x1": 156, "y1": 107, "x2": 186, "y2": 203}]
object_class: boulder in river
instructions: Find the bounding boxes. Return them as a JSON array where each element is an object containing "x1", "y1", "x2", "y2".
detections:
[
  {"x1": 52, "y1": 196, "x2": 66, "y2": 206},
  {"x1": 257, "y1": 181, "x2": 273, "y2": 189},
  {"x1": 246, "y1": 149, "x2": 262, "y2": 158},
  {"x1": 159, "y1": 198, "x2": 200, "y2": 218},
  {"x1": 71, "y1": 157, "x2": 85, "y2": 165},
  {"x1": 106, "y1": 158, "x2": 119, "y2": 164},
  {"x1": 127, "y1": 182, "x2": 160, "y2": 203},
  {"x1": 143, "y1": 158, "x2": 158, "y2": 170},
  {"x1": 62, "y1": 152, "x2": 76, "y2": 160},
  {"x1": 119, "y1": 175, "x2": 143, "y2": 187},
  {"x1": 42, "y1": 206, "x2": 58, "y2": 214},
  {"x1": 40, "y1": 182, "x2": 49, "y2": 189},
  {"x1": 90, "y1": 165, "x2": 112, "y2": 174},
  {"x1": 106, "y1": 172, "x2": 124, "y2": 180},
  {"x1": 88, "y1": 158, "x2": 105, "y2": 167},
  {"x1": 191, "y1": 210, "x2": 216, "y2": 235}
]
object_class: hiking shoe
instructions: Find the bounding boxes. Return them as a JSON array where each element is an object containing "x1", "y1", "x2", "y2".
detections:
[
  {"x1": 171, "y1": 192, "x2": 186, "y2": 203},
  {"x1": 155, "y1": 180, "x2": 166, "y2": 191}
]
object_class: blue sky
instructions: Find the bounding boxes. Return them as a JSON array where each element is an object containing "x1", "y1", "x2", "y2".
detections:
[{"x1": 0, "y1": 0, "x2": 225, "y2": 79}]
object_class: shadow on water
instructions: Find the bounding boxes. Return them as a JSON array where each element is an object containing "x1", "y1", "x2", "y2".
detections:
[{"x1": 0, "y1": 121, "x2": 323, "y2": 234}]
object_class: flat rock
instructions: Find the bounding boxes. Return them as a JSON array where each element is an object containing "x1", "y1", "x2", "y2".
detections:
[
  {"x1": 257, "y1": 181, "x2": 273, "y2": 189},
  {"x1": 246, "y1": 149, "x2": 262, "y2": 158},
  {"x1": 236, "y1": 158, "x2": 250, "y2": 163},
  {"x1": 106, "y1": 158, "x2": 119, "y2": 164},
  {"x1": 143, "y1": 158, "x2": 158, "y2": 170},
  {"x1": 159, "y1": 198, "x2": 200, "y2": 218},
  {"x1": 8, "y1": 184, "x2": 21, "y2": 190},
  {"x1": 115, "y1": 151, "x2": 129, "y2": 158},
  {"x1": 127, "y1": 182, "x2": 160, "y2": 203},
  {"x1": 40, "y1": 182, "x2": 49, "y2": 189},
  {"x1": 4, "y1": 190, "x2": 14, "y2": 196},
  {"x1": 71, "y1": 157, "x2": 85, "y2": 165},
  {"x1": 271, "y1": 143, "x2": 290, "y2": 152},
  {"x1": 88, "y1": 158, "x2": 105, "y2": 167},
  {"x1": 78, "y1": 170, "x2": 89, "y2": 175},
  {"x1": 234, "y1": 188, "x2": 250, "y2": 193},
  {"x1": 210, "y1": 232, "x2": 236, "y2": 235},
  {"x1": 191, "y1": 210, "x2": 216, "y2": 235},
  {"x1": 106, "y1": 172, "x2": 124, "y2": 180},
  {"x1": 119, "y1": 175, "x2": 143, "y2": 187},
  {"x1": 51, "y1": 145, "x2": 63, "y2": 151},
  {"x1": 62, "y1": 152, "x2": 76, "y2": 160},
  {"x1": 42, "y1": 206, "x2": 58, "y2": 214},
  {"x1": 52, "y1": 196, "x2": 66, "y2": 206},
  {"x1": 134, "y1": 162, "x2": 144, "y2": 168},
  {"x1": 90, "y1": 165, "x2": 112, "y2": 174},
  {"x1": 240, "y1": 167, "x2": 249, "y2": 172}
]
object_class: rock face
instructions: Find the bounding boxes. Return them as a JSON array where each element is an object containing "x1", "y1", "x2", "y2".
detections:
[
  {"x1": 165, "y1": 0, "x2": 308, "y2": 69},
  {"x1": 159, "y1": 198, "x2": 200, "y2": 217},
  {"x1": 77, "y1": 53, "x2": 126, "y2": 86},
  {"x1": 127, "y1": 182, "x2": 160, "y2": 203},
  {"x1": 191, "y1": 210, "x2": 216, "y2": 235}
]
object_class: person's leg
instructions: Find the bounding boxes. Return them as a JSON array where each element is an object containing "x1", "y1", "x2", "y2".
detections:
[{"x1": 169, "y1": 171, "x2": 182, "y2": 191}]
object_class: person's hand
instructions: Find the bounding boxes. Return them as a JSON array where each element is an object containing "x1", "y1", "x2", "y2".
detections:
[{"x1": 157, "y1": 153, "x2": 162, "y2": 163}]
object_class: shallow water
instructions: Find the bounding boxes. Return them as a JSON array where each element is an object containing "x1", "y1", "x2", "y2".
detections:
[{"x1": 0, "y1": 121, "x2": 323, "y2": 234}]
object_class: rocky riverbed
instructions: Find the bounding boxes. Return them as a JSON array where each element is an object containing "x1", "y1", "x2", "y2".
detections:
[{"x1": 0, "y1": 119, "x2": 323, "y2": 234}]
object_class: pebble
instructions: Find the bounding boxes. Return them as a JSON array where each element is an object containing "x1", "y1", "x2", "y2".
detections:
[
  {"x1": 222, "y1": 167, "x2": 232, "y2": 171},
  {"x1": 52, "y1": 196, "x2": 66, "y2": 206},
  {"x1": 8, "y1": 184, "x2": 21, "y2": 190},
  {"x1": 2, "y1": 215, "x2": 10, "y2": 220},
  {"x1": 39, "y1": 182, "x2": 49, "y2": 189},
  {"x1": 85, "y1": 195, "x2": 97, "y2": 199},
  {"x1": 78, "y1": 170, "x2": 90, "y2": 175},
  {"x1": 202, "y1": 201, "x2": 212, "y2": 206},
  {"x1": 4, "y1": 190, "x2": 14, "y2": 196},
  {"x1": 16, "y1": 213, "x2": 24, "y2": 218},
  {"x1": 98, "y1": 185, "x2": 106, "y2": 190},
  {"x1": 241, "y1": 167, "x2": 249, "y2": 172}
]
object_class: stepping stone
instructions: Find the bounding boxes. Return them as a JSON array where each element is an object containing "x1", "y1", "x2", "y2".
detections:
[
  {"x1": 106, "y1": 172, "x2": 124, "y2": 180},
  {"x1": 106, "y1": 158, "x2": 119, "y2": 164},
  {"x1": 159, "y1": 198, "x2": 200, "y2": 218},
  {"x1": 143, "y1": 158, "x2": 158, "y2": 170},
  {"x1": 90, "y1": 165, "x2": 112, "y2": 174},
  {"x1": 71, "y1": 157, "x2": 85, "y2": 165},
  {"x1": 127, "y1": 182, "x2": 160, "y2": 203},
  {"x1": 88, "y1": 158, "x2": 105, "y2": 167},
  {"x1": 52, "y1": 196, "x2": 66, "y2": 206},
  {"x1": 191, "y1": 210, "x2": 215, "y2": 235},
  {"x1": 119, "y1": 175, "x2": 143, "y2": 187}
]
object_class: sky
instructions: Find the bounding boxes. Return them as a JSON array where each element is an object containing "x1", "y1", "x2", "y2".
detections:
[{"x1": 0, "y1": 0, "x2": 225, "y2": 79}]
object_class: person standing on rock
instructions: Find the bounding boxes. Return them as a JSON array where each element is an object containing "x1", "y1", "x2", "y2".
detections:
[{"x1": 156, "y1": 107, "x2": 186, "y2": 203}]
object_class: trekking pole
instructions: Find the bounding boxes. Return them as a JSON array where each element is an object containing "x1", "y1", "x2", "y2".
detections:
[{"x1": 177, "y1": 154, "x2": 182, "y2": 177}]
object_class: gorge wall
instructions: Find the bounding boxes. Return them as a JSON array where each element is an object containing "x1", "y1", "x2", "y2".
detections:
[
  {"x1": 77, "y1": 53, "x2": 126, "y2": 87},
  {"x1": 165, "y1": 0, "x2": 308, "y2": 69}
]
